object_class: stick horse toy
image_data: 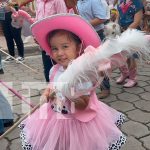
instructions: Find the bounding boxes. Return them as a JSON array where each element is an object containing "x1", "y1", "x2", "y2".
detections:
[{"x1": 0, "y1": 13, "x2": 150, "y2": 140}]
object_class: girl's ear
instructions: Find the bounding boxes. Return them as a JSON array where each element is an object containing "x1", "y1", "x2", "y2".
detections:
[
  {"x1": 77, "y1": 43, "x2": 83, "y2": 55},
  {"x1": 78, "y1": 43, "x2": 82, "y2": 50}
]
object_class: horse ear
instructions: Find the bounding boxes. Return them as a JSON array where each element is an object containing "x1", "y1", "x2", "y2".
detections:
[{"x1": 112, "y1": 24, "x2": 116, "y2": 29}]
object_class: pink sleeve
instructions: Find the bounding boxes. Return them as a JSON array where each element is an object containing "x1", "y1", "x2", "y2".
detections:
[{"x1": 55, "y1": 0, "x2": 68, "y2": 13}]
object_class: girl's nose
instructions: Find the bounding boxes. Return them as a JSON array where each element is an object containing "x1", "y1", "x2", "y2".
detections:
[{"x1": 57, "y1": 49, "x2": 64, "y2": 56}]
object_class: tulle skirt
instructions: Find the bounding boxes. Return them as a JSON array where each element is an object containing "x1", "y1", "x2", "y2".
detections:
[{"x1": 19, "y1": 101, "x2": 126, "y2": 150}]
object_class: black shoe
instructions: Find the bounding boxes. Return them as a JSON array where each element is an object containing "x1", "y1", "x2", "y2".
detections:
[
  {"x1": 4, "y1": 121, "x2": 14, "y2": 127},
  {"x1": 0, "y1": 69, "x2": 4, "y2": 74},
  {"x1": 0, "y1": 132, "x2": 4, "y2": 136}
]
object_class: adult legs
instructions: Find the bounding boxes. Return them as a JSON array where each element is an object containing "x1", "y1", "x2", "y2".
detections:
[
  {"x1": 12, "y1": 26, "x2": 24, "y2": 58},
  {"x1": 1, "y1": 12, "x2": 15, "y2": 57}
]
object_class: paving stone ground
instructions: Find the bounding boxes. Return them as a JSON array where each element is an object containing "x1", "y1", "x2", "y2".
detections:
[{"x1": 0, "y1": 35, "x2": 150, "y2": 150}]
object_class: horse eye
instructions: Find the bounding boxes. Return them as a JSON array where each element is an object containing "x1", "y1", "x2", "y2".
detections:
[{"x1": 112, "y1": 32, "x2": 115, "y2": 34}]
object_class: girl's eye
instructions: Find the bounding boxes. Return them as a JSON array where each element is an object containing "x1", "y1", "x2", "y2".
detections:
[
  {"x1": 51, "y1": 47, "x2": 58, "y2": 51},
  {"x1": 62, "y1": 45, "x2": 69, "y2": 49}
]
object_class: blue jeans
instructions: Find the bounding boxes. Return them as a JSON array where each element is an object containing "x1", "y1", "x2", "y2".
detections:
[
  {"x1": 0, "y1": 91, "x2": 13, "y2": 133},
  {"x1": 0, "y1": 53, "x2": 2, "y2": 69},
  {"x1": 0, "y1": 91, "x2": 13, "y2": 120},
  {"x1": 1, "y1": 12, "x2": 24, "y2": 57},
  {"x1": 101, "y1": 77, "x2": 110, "y2": 90},
  {"x1": 0, "y1": 119, "x2": 4, "y2": 133},
  {"x1": 0, "y1": 119, "x2": 13, "y2": 134}
]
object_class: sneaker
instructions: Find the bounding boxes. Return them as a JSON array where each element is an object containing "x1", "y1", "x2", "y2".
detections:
[
  {"x1": 4, "y1": 56, "x2": 14, "y2": 62},
  {"x1": 98, "y1": 89, "x2": 110, "y2": 99},
  {"x1": 123, "y1": 79, "x2": 137, "y2": 88},
  {"x1": 16, "y1": 56, "x2": 25, "y2": 63},
  {"x1": 0, "y1": 68, "x2": 4, "y2": 74}
]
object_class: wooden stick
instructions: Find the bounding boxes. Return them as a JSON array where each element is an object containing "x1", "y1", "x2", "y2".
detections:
[
  {"x1": 0, "y1": 91, "x2": 55, "y2": 140},
  {"x1": 0, "y1": 48, "x2": 39, "y2": 74}
]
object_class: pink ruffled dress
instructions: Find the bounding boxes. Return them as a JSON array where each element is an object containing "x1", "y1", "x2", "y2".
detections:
[{"x1": 19, "y1": 64, "x2": 126, "y2": 150}]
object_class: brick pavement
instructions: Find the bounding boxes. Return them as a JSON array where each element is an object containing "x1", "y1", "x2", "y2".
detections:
[{"x1": 0, "y1": 38, "x2": 150, "y2": 150}]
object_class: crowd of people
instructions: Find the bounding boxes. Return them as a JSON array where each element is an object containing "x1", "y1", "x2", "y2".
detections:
[{"x1": 0, "y1": 0, "x2": 150, "y2": 150}]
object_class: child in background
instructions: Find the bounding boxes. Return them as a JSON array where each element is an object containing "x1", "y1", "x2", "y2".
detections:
[
  {"x1": 19, "y1": 14, "x2": 126, "y2": 150},
  {"x1": 116, "y1": 0, "x2": 143, "y2": 87}
]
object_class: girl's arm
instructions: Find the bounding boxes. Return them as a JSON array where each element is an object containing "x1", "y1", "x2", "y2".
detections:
[
  {"x1": 128, "y1": 10, "x2": 143, "y2": 29},
  {"x1": 41, "y1": 88, "x2": 56, "y2": 103}
]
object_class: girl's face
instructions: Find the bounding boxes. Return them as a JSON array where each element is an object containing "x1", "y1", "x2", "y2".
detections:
[{"x1": 49, "y1": 32, "x2": 80, "y2": 69}]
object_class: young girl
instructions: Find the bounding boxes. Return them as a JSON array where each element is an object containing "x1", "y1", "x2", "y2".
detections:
[
  {"x1": 116, "y1": 0, "x2": 143, "y2": 87},
  {"x1": 19, "y1": 14, "x2": 126, "y2": 150}
]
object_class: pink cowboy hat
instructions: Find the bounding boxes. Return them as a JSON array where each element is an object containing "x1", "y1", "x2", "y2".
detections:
[{"x1": 31, "y1": 14, "x2": 101, "y2": 56}]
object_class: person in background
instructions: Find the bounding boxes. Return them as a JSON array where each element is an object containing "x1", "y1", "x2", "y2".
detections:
[
  {"x1": 1, "y1": 1, "x2": 25, "y2": 62},
  {"x1": 0, "y1": 91, "x2": 14, "y2": 135},
  {"x1": 116, "y1": 0, "x2": 143, "y2": 87},
  {"x1": 77, "y1": 0, "x2": 111, "y2": 99}
]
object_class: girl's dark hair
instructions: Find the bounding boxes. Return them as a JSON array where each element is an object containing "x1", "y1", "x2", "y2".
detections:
[{"x1": 48, "y1": 29, "x2": 81, "y2": 45}]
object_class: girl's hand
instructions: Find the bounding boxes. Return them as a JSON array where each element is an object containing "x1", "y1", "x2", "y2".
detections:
[
  {"x1": 74, "y1": 95, "x2": 89, "y2": 110},
  {"x1": 40, "y1": 94, "x2": 48, "y2": 104},
  {"x1": 40, "y1": 88, "x2": 56, "y2": 103}
]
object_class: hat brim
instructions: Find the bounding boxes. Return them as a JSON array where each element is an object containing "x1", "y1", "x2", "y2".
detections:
[{"x1": 31, "y1": 14, "x2": 101, "y2": 56}]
